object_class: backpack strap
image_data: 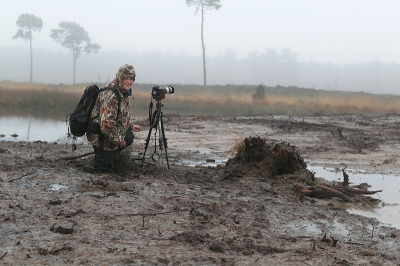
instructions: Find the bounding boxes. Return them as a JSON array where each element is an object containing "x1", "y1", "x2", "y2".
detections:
[{"x1": 100, "y1": 86, "x2": 122, "y2": 119}]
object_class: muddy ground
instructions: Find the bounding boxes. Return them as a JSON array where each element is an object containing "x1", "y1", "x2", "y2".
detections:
[{"x1": 1, "y1": 113, "x2": 400, "y2": 265}]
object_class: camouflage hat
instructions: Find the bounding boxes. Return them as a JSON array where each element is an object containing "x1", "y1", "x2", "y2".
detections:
[{"x1": 115, "y1": 64, "x2": 136, "y2": 85}]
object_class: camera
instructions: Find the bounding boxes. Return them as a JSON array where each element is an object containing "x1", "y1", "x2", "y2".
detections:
[{"x1": 152, "y1": 86, "x2": 174, "y2": 100}]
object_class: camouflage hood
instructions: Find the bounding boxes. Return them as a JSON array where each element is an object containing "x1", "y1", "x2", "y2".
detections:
[{"x1": 106, "y1": 64, "x2": 136, "y2": 89}]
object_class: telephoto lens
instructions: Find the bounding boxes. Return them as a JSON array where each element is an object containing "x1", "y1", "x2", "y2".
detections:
[{"x1": 162, "y1": 86, "x2": 174, "y2": 95}]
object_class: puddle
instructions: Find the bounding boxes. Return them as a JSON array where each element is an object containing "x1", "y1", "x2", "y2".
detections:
[
  {"x1": 49, "y1": 184, "x2": 69, "y2": 191},
  {"x1": 308, "y1": 164, "x2": 400, "y2": 229},
  {"x1": 284, "y1": 218, "x2": 352, "y2": 237},
  {"x1": 0, "y1": 116, "x2": 75, "y2": 143},
  {"x1": 178, "y1": 159, "x2": 228, "y2": 168},
  {"x1": 284, "y1": 220, "x2": 322, "y2": 234}
]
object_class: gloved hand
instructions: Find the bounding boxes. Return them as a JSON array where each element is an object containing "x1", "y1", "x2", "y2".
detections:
[{"x1": 124, "y1": 128, "x2": 135, "y2": 147}]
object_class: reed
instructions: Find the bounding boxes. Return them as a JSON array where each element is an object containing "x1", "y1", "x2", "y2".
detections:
[{"x1": 1, "y1": 81, "x2": 399, "y2": 115}]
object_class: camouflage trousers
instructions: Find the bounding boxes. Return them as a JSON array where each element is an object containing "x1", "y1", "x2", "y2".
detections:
[
  {"x1": 92, "y1": 145, "x2": 129, "y2": 173},
  {"x1": 93, "y1": 145, "x2": 116, "y2": 173}
]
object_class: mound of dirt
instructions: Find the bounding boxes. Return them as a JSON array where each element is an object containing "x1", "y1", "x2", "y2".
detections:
[{"x1": 225, "y1": 137, "x2": 314, "y2": 181}]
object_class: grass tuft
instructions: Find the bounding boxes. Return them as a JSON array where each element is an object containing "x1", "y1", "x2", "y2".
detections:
[{"x1": 229, "y1": 135, "x2": 246, "y2": 159}]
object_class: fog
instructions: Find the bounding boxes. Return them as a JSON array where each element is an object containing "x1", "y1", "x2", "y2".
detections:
[{"x1": 1, "y1": 0, "x2": 400, "y2": 94}]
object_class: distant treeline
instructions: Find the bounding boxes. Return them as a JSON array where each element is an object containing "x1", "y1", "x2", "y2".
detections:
[
  {"x1": 1, "y1": 46, "x2": 399, "y2": 95},
  {"x1": 1, "y1": 81, "x2": 400, "y2": 116}
]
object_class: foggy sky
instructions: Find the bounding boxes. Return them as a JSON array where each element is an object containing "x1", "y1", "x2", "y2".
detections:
[
  {"x1": 1, "y1": 0, "x2": 400, "y2": 94},
  {"x1": 2, "y1": 0, "x2": 400, "y2": 64}
]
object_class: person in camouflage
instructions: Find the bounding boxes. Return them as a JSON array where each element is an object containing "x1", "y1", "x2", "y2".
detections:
[{"x1": 87, "y1": 64, "x2": 141, "y2": 172}]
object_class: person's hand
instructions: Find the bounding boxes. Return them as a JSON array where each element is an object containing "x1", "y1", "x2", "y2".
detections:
[
  {"x1": 119, "y1": 140, "x2": 126, "y2": 149},
  {"x1": 132, "y1": 125, "x2": 141, "y2": 132}
]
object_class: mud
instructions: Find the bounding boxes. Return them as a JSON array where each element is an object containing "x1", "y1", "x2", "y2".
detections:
[{"x1": 1, "y1": 114, "x2": 400, "y2": 265}]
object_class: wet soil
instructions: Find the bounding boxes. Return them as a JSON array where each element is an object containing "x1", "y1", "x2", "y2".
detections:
[{"x1": 1, "y1": 114, "x2": 400, "y2": 265}]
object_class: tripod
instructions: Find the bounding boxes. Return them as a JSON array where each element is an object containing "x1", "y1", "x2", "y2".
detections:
[{"x1": 141, "y1": 100, "x2": 170, "y2": 171}]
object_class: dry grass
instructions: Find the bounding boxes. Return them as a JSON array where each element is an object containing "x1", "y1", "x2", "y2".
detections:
[
  {"x1": 229, "y1": 135, "x2": 246, "y2": 159},
  {"x1": 250, "y1": 94, "x2": 400, "y2": 115},
  {"x1": 0, "y1": 81, "x2": 83, "y2": 93},
  {"x1": 0, "y1": 81, "x2": 83, "y2": 109},
  {"x1": 1, "y1": 81, "x2": 400, "y2": 115}
]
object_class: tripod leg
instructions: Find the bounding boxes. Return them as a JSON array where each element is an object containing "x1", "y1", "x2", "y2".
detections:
[
  {"x1": 141, "y1": 124, "x2": 153, "y2": 167},
  {"x1": 158, "y1": 118, "x2": 165, "y2": 172},
  {"x1": 159, "y1": 112, "x2": 170, "y2": 169},
  {"x1": 142, "y1": 110, "x2": 159, "y2": 167}
]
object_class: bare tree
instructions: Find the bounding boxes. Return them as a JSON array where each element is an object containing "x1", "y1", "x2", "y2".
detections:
[
  {"x1": 50, "y1": 22, "x2": 100, "y2": 84},
  {"x1": 13, "y1": 13, "x2": 43, "y2": 83},
  {"x1": 186, "y1": 0, "x2": 221, "y2": 86}
]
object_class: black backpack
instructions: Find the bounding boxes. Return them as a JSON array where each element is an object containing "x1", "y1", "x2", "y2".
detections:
[{"x1": 69, "y1": 85, "x2": 121, "y2": 137}]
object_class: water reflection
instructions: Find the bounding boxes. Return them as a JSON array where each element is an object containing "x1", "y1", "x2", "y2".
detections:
[
  {"x1": 308, "y1": 164, "x2": 400, "y2": 229},
  {"x1": 0, "y1": 107, "x2": 148, "y2": 143},
  {"x1": 0, "y1": 116, "x2": 71, "y2": 143}
]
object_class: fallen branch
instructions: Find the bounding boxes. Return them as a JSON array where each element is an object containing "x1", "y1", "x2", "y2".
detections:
[
  {"x1": 60, "y1": 152, "x2": 94, "y2": 160},
  {"x1": 61, "y1": 151, "x2": 144, "y2": 162},
  {"x1": 8, "y1": 170, "x2": 37, "y2": 182},
  {"x1": 344, "y1": 241, "x2": 366, "y2": 245},
  {"x1": 299, "y1": 185, "x2": 351, "y2": 202},
  {"x1": 115, "y1": 209, "x2": 190, "y2": 217},
  {"x1": 0, "y1": 251, "x2": 7, "y2": 259},
  {"x1": 339, "y1": 187, "x2": 382, "y2": 195}
]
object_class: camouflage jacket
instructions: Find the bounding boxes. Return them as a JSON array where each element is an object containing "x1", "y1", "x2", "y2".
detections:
[{"x1": 87, "y1": 86, "x2": 132, "y2": 151}]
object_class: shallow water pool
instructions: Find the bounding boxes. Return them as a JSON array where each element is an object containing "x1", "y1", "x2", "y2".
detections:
[
  {"x1": 0, "y1": 116, "x2": 75, "y2": 143},
  {"x1": 308, "y1": 164, "x2": 400, "y2": 229}
]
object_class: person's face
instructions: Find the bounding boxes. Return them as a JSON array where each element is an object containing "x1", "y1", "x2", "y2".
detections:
[{"x1": 122, "y1": 77, "x2": 134, "y2": 91}]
